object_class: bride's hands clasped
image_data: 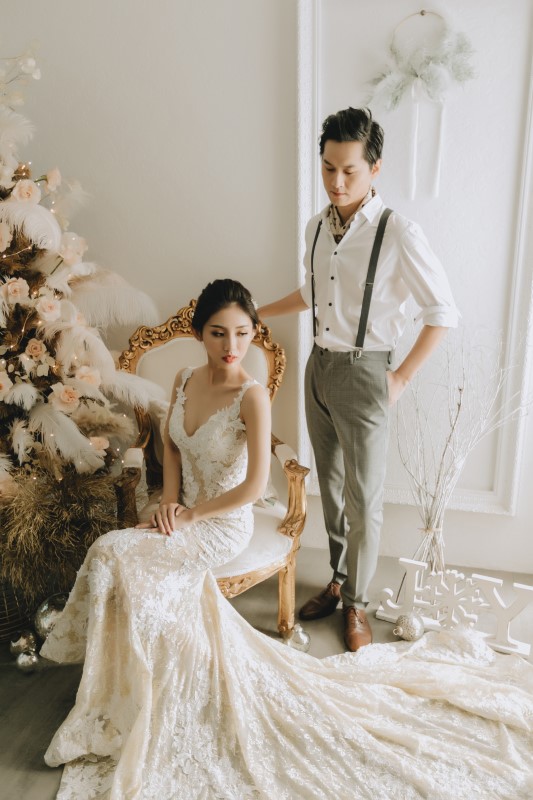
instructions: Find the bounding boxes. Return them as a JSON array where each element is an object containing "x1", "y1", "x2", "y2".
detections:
[{"x1": 136, "y1": 502, "x2": 192, "y2": 536}]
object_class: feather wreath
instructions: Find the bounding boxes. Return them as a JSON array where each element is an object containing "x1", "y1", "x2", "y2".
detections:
[{"x1": 367, "y1": 11, "x2": 475, "y2": 198}]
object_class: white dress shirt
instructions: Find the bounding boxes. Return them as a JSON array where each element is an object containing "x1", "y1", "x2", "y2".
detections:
[{"x1": 299, "y1": 194, "x2": 459, "y2": 352}]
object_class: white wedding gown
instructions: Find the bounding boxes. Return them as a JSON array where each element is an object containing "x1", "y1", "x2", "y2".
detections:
[{"x1": 42, "y1": 369, "x2": 533, "y2": 800}]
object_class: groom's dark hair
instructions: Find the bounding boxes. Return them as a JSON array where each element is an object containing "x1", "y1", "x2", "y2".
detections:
[
  {"x1": 319, "y1": 107, "x2": 384, "y2": 167},
  {"x1": 192, "y1": 279, "x2": 259, "y2": 334}
]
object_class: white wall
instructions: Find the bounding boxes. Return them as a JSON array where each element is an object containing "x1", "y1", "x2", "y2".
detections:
[{"x1": 4, "y1": 0, "x2": 299, "y2": 447}]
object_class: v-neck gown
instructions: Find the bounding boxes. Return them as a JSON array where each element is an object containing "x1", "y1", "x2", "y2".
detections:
[{"x1": 42, "y1": 368, "x2": 533, "y2": 800}]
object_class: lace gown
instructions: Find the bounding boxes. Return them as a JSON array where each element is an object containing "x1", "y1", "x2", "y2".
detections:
[{"x1": 42, "y1": 369, "x2": 533, "y2": 800}]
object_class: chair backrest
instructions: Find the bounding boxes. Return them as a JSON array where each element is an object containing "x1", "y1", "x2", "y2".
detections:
[{"x1": 119, "y1": 300, "x2": 286, "y2": 402}]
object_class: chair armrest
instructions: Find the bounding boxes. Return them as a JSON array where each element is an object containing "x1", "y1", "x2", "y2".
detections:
[{"x1": 271, "y1": 434, "x2": 309, "y2": 539}]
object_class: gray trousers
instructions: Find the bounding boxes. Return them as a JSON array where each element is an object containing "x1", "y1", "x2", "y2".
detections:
[{"x1": 304, "y1": 346, "x2": 391, "y2": 608}]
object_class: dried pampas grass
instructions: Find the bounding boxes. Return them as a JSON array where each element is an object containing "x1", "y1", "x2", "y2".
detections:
[
  {"x1": 71, "y1": 403, "x2": 135, "y2": 440},
  {"x1": 0, "y1": 469, "x2": 118, "y2": 603}
]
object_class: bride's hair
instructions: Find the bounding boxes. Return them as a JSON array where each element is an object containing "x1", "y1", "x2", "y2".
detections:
[{"x1": 192, "y1": 279, "x2": 259, "y2": 333}]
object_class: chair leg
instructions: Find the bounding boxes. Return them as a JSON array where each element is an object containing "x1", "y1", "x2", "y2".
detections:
[{"x1": 278, "y1": 554, "x2": 296, "y2": 638}]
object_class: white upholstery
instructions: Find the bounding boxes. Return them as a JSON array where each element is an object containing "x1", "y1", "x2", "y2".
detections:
[{"x1": 212, "y1": 502, "x2": 292, "y2": 578}]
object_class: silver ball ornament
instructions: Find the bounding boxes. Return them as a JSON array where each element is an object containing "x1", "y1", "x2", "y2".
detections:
[
  {"x1": 9, "y1": 630, "x2": 38, "y2": 656},
  {"x1": 284, "y1": 623, "x2": 311, "y2": 652},
  {"x1": 393, "y1": 612, "x2": 425, "y2": 641},
  {"x1": 34, "y1": 593, "x2": 68, "y2": 640},
  {"x1": 16, "y1": 650, "x2": 40, "y2": 672}
]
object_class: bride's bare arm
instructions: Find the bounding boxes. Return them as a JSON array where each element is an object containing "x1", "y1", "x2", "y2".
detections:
[
  {"x1": 173, "y1": 384, "x2": 271, "y2": 528},
  {"x1": 136, "y1": 370, "x2": 185, "y2": 533}
]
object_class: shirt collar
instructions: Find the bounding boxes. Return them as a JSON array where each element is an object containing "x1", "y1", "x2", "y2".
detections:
[
  {"x1": 320, "y1": 191, "x2": 384, "y2": 227},
  {"x1": 359, "y1": 193, "x2": 385, "y2": 226}
]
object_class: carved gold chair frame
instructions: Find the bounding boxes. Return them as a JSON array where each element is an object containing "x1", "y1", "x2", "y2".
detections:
[{"x1": 116, "y1": 301, "x2": 309, "y2": 637}]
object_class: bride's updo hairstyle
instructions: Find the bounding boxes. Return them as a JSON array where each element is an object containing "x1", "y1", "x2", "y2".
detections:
[{"x1": 192, "y1": 279, "x2": 259, "y2": 334}]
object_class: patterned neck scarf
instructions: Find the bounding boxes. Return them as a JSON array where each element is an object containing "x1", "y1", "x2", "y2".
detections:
[{"x1": 327, "y1": 186, "x2": 376, "y2": 244}]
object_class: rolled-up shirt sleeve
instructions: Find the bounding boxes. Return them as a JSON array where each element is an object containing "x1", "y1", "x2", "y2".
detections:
[{"x1": 399, "y1": 221, "x2": 460, "y2": 328}]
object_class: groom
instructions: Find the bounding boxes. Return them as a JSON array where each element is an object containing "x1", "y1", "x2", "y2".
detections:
[{"x1": 259, "y1": 107, "x2": 458, "y2": 651}]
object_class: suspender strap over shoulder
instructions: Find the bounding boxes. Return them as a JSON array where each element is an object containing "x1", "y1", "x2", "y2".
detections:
[
  {"x1": 354, "y1": 207, "x2": 393, "y2": 356},
  {"x1": 310, "y1": 219, "x2": 323, "y2": 339}
]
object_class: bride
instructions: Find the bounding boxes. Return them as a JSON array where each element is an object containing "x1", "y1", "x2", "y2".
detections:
[{"x1": 42, "y1": 279, "x2": 533, "y2": 800}]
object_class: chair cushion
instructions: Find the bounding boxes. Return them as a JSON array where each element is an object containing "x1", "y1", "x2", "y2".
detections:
[{"x1": 212, "y1": 501, "x2": 293, "y2": 578}]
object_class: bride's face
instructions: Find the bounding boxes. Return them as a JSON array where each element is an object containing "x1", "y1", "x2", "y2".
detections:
[{"x1": 200, "y1": 303, "x2": 255, "y2": 367}]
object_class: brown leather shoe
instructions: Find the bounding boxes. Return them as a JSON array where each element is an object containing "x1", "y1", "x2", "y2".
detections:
[
  {"x1": 343, "y1": 606, "x2": 373, "y2": 652},
  {"x1": 298, "y1": 581, "x2": 341, "y2": 621}
]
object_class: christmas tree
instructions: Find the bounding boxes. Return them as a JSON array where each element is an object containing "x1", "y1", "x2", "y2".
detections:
[{"x1": 0, "y1": 51, "x2": 162, "y2": 625}]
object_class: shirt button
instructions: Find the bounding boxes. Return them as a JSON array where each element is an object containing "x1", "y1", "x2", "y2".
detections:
[
  {"x1": 328, "y1": 302, "x2": 332, "y2": 306},
  {"x1": 330, "y1": 276, "x2": 334, "y2": 280},
  {"x1": 333, "y1": 251, "x2": 338, "y2": 255},
  {"x1": 325, "y1": 327, "x2": 330, "y2": 331}
]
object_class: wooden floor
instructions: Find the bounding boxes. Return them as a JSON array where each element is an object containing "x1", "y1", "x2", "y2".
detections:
[{"x1": 1, "y1": 550, "x2": 532, "y2": 799}]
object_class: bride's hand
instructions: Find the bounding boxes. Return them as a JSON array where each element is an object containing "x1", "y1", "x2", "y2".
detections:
[
  {"x1": 135, "y1": 502, "x2": 187, "y2": 536},
  {"x1": 169, "y1": 508, "x2": 194, "y2": 530}
]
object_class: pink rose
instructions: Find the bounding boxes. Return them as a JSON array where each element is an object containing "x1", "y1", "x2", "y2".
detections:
[
  {"x1": 46, "y1": 168, "x2": 62, "y2": 192},
  {"x1": 35, "y1": 296, "x2": 61, "y2": 322},
  {"x1": 1, "y1": 277, "x2": 30, "y2": 304},
  {"x1": 75, "y1": 366, "x2": 101, "y2": 387},
  {"x1": 89, "y1": 436, "x2": 110, "y2": 454},
  {"x1": 10, "y1": 179, "x2": 42, "y2": 204},
  {"x1": 0, "y1": 370, "x2": 14, "y2": 401},
  {"x1": 59, "y1": 232, "x2": 88, "y2": 267},
  {"x1": 25, "y1": 338, "x2": 47, "y2": 362},
  {"x1": 0, "y1": 221, "x2": 13, "y2": 253},
  {"x1": 48, "y1": 383, "x2": 81, "y2": 414}
]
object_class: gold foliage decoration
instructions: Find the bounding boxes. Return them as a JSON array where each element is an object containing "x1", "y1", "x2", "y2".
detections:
[{"x1": 0, "y1": 468, "x2": 117, "y2": 603}]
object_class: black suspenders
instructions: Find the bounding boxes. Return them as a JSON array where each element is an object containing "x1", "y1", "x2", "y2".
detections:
[{"x1": 310, "y1": 207, "x2": 393, "y2": 356}]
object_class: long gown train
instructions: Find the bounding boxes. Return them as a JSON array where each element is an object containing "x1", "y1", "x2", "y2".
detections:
[{"x1": 42, "y1": 369, "x2": 533, "y2": 799}]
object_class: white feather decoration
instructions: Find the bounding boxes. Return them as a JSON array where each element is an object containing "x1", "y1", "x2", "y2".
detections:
[
  {"x1": 0, "y1": 201, "x2": 62, "y2": 251},
  {"x1": 28, "y1": 402, "x2": 106, "y2": 473},
  {"x1": 43, "y1": 265, "x2": 74, "y2": 296},
  {"x1": 65, "y1": 378, "x2": 109, "y2": 405},
  {"x1": 101, "y1": 371, "x2": 166, "y2": 409},
  {"x1": 42, "y1": 179, "x2": 90, "y2": 230},
  {"x1": 0, "y1": 453, "x2": 13, "y2": 478},
  {"x1": 44, "y1": 261, "x2": 97, "y2": 296},
  {"x1": 55, "y1": 326, "x2": 116, "y2": 380},
  {"x1": 4, "y1": 382, "x2": 41, "y2": 410},
  {"x1": 0, "y1": 108, "x2": 34, "y2": 157},
  {"x1": 69, "y1": 268, "x2": 160, "y2": 328},
  {"x1": 368, "y1": 26, "x2": 475, "y2": 111},
  {"x1": 10, "y1": 419, "x2": 34, "y2": 464}
]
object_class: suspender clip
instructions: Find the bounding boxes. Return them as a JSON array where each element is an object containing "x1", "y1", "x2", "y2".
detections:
[{"x1": 354, "y1": 348, "x2": 363, "y2": 359}]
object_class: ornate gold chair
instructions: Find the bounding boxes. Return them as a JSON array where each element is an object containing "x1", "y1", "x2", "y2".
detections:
[{"x1": 116, "y1": 301, "x2": 309, "y2": 637}]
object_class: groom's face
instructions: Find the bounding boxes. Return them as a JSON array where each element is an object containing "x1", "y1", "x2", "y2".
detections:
[{"x1": 321, "y1": 140, "x2": 381, "y2": 218}]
